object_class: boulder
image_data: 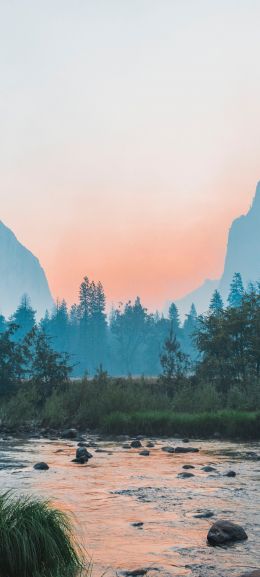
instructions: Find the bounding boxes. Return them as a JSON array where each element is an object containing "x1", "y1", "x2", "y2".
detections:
[
  {"x1": 182, "y1": 438, "x2": 190, "y2": 443},
  {"x1": 207, "y1": 520, "x2": 248, "y2": 545},
  {"x1": 177, "y1": 472, "x2": 195, "y2": 479},
  {"x1": 202, "y1": 466, "x2": 216, "y2": 472},
  {"x1": 183, "y1": 464, "x2": 195, "y2": 469},
  {"x1": 226, "y1": 470, "x2": 237, "y2": 477},
  {"x1": 193, "y1": 510, "x2": 214, "y2": 519},
  {"x1": 75, "y1": 447, "x2": 93, "y2": 463},
  {"x1": 60, "y1": 428, "x2": 77, "y2": 439},
  {"x1": 34, "y1": 462, "x2": 49, "y2": 471},
  {"x1": 131, "y1": 440, "x2": 142, "y2": 448},
  {"x1": 139, "y1": 450, "x2": 150, "y2": 456},
  {"x1": 161, "y1": 446, "x2": 175, "y2": 453},
  {"x1": 175, "y1": 446, "x2": 199, "y2": 453},
  {"x1": 131, "y1": 522, "x2": 144, "y2": 527},
  {"x1": 146, "y1": 442, "x2": 155, "y2": 447}
]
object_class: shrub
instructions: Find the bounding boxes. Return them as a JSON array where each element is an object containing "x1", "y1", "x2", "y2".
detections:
[{"x1": 0, "y1": 492, "x2": 85, "y2": 577}]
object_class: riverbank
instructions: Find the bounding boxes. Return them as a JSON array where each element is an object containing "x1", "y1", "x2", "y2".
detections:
[{"x1": 1, "y1": 410, "x2": 260, "y2": 441}]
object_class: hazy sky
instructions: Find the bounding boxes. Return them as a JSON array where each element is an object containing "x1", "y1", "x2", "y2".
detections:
[{"x1": 1, "y1": 0, "x2": 260, "y2": 309}]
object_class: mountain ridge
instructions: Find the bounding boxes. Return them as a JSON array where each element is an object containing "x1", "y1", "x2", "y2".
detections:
[
  {"x1": 0, "y1": 220, "x2": 54, "y2": 318},
  {"x1": 176, "y1": 181, "x2": 260, "y2": 318}
]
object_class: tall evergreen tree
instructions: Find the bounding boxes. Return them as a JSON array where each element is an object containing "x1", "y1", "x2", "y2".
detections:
[
  {"x1": 228, "y1": 272, "x2": 244, "y2": 307},
  {"x1": 168, "y1": 302, "x2": 180, "y2": 333},
  {"x1": 209, "y1": 290, "x2": 224, "y2": 314},
  {"x1": 9, "y1": 294, "x2": 36, "y2": 341}
]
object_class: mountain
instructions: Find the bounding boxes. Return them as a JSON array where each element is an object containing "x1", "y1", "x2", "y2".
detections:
[
  {"x1": 0, "y1": 221, "x2": 54, "y2": 318},
  {"x1": 176, "y1": 181, "x2": 260, "y2": 318}
]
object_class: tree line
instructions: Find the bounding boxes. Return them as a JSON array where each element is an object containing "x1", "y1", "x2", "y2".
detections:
[
  {"x1": 0, "y1": 277, "x2": 198, "y2": 377},
  {"x1": 0, "y1": 271, "x2": 260, "y2": 410}
]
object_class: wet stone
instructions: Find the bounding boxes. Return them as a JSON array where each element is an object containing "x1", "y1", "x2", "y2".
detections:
[
  {"x1": 183, "y1": 464, "x2": 195, "y2": 469},
  {"x1": 202, "y1": 466, "x2": 217, "y2": 472},
  {"x1": 139, "y1": 450, "x2": 150, "y2": 456},
  {"x1": 193, "y1": 510, "x2": 214, "y2": 519},
  {"x1": 177, "y1": 472, "x2": 195, "y2": 479},
  {"x1": 175, "y1": 446, "x2": 199, "y2": 453},
  {"x1": 131, "y1": 440, "x2": 142, "y2": 448},
  {"x1": 226, "y1": 470, "x2": 237, "y2": 477},
  {"x1": 33, "y1": 462, "x2": 49, "y2": 470},
  {"x1": 207, "y1": 520, "x2": 248, "y2": 545}
]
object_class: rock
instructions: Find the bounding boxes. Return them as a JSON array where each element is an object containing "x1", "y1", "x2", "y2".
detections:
[
  {"x1": 202, "y1": 466, "x2": 216, "y2": 472},
  {"x1": 183, "y1": 464, "x2": 195, "y2": 469},
  {"x1": 193, "y1": 510, "x2": 214, "y2": 519},
  {"x1": 77, "y1": 442, "x2": 88, "y2": 447},
  {"x1": 139, "y1": 450, "x2": 150, "y2": 456},
  {"x1": 177, "y1": 472, "x2": 195, "y2": 479},
  {"x1": 226, "y1": 470, "x2": 237, "y2": 477},
  {"x1": 122, "y1": 444, "x2": 131, "y2": 449},
  {"x1": 71, "y1": 458, "x2": 86, "y2": 464},
  {"x1": 130, "y1": 440, "x2": 142, "y2": 448},
  {"x1": 34, "y1": 462, "x2": 49, "y2": 470},
  {"x1": 161, "y1": 446, "x2": 175, "y2": 453},
  {"x1": 146, "y1": 442, "x2": 155, "y2": 447},
  {"x1": 131, "y1": 522, "x2": 144, "y2": 527},
  {"x1": 75, "y1": 447, "x2": 93, "y2": 463},
  {"x1": 182, "y1": 438, "x2": 190, "y2": 443},
  {"x1": 60, "y1": 428, "x2": 78, "y2": 439},
  {"x1": 175, "y1": 446, "x2": 199, "y2": 453},
  {"x1": 207, "y1": 520, "x2": 248, "y2": 545}
]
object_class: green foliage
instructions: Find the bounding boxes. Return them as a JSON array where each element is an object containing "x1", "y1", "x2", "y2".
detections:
[
  {"x1": 159, "y1": 326, "x2": 189, "y2": 396},
  {"x1": 0, "y1": 492, "x2": 84, "y2": 577},
  {"x1": 102, "y1": 409, "x2": 260, "y2": 439}
]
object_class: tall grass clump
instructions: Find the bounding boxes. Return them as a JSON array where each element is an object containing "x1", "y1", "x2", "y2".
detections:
[{"x1": 0, "y1": 492, "x2": 85, "y2": 577}]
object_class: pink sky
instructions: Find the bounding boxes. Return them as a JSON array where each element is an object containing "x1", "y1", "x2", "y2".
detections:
[{"x1": 1, "y1": 1, "x2": 260, "y2": 309}]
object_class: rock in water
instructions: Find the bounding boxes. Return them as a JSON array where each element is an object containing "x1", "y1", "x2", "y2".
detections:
[
  {"x1": 0, "y1": 220, "x2": 53, "y2": 318},
  {"x1": 207, "y1": 520, "x2": 248, "y2": 545},
  {"x1": 226, "y1": 470, "x2": 237, "y2": 477},
  {"x1": 177, "y1": 472, "x2": 195, "y2": 479},
  {"x1": 139, "y1": 450, "x2": 150, "y2": 456},
  {"x1": 61, "y1": 428, "x2": 78, "y2": 439},
  {"x1": 175, "y1": 447, "x2": 199, "y2": 453},
  {"x1": 130, "y1": 440, "x2": 142, "y2": 448},
  {"x1": 75, "y1": 447, "x2": 93, "y2": 463},
  {"x1": 34, "y1": 462, "x2": 49, "y2": 470},
  {"x1": 161, "y1": 446, "x2": 175, "y2": 453}
]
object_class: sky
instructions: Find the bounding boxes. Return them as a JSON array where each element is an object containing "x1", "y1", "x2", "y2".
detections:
[{"x1": 0, "y1": 0, "x2": 260, "y2": 310}]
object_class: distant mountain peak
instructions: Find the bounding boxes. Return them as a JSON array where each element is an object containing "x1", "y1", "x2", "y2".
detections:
[
  {"x1": 176, "y1": 180, "x2": 260, "y2": 318},
  {"x1": 0, "y1": 220, "x2": 54, "y2": 318}
]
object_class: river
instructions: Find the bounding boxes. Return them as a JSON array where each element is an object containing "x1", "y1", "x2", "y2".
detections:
[{"x1": 0, "y1": 435, "x2": 259, "y2": 577}]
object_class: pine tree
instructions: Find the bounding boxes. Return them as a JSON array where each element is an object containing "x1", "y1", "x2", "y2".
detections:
[
  {"x1": 160, "y1": 326, "x2": 188, "y2": 396},
  {"x1": 9, "y1": 294, "x2": 36, "y2": 341},
  {"x1": 168, "y1": 302, "x2": 180, "y2": 333},
  {"x1": 209, "y1": 290, "x2": 224, "y2": 314},
  {"x1": 228, "y1": 272, "x2": 244, "y2": 307}
]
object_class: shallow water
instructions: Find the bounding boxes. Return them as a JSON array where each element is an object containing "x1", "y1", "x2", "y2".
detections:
[{"x1": 0, "y1": 435, "x2": 259, "y2": 577}]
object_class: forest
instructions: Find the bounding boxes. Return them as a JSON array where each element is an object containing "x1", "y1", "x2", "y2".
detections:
[{"x1": 0, "y1": 272, "x2": 259, "y2": 439}]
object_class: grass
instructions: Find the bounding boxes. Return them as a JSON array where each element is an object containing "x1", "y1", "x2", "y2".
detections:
[
  {"x1": 102, "y1": 409, "x2": 260, "y2": 439},
  {"x1": 0, "y1": 492, "x2": 87, "y2": 577}
]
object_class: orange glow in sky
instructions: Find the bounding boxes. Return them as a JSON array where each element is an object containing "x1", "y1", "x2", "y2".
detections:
[{"x1": 1, "y1": 1, "x2": 260, "y2": 309}]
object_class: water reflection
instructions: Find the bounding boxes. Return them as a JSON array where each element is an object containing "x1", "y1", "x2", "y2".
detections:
[{"x1": 0, "y1": 436, "x2": 259, "y2": 577}]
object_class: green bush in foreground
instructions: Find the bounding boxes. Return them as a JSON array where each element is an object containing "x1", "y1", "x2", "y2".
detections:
[{"x1": 0, "y1": 492, "x2": 85, "y2": 577}]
